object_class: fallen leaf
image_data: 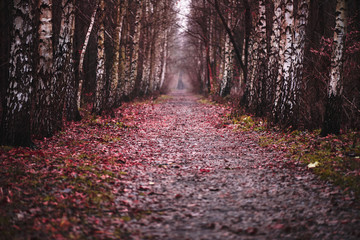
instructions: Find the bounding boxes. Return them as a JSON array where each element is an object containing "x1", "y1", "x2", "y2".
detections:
[{"x1": 307, "y1": 161, "x2": 319, "y2": 168}]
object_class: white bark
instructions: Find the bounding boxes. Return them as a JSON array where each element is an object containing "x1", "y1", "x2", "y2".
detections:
[
  {"x1": 273, "y1": 0, "x2": 294, "y2": 122},
  {"x1": 247, "y1": 2, "x2": 260, "y2": 106},
  {"x1": 127, "y1": 0, "x2": 143, "y2": 96},
  {"x1": 258, "y1": 0, "x2": 267, "y2": 107},
  {"x1": 34, "y1": 0, "x2": 54, "y2": 136},
  {"x1": 141, "y1": 0, "x2": 151, "y2": 94},
  {"x1": 329, "y1": 0, "x2": 347, "y2": 97},
  {"x1": 219, "y1": 2, "x2": 233, "y2": 97},
  {"x1": 0, "y1": 0, "x2": 34, "y2": 146},
  {"x1": 154, "y1": 29, "x2": 164, "y2": 91},
  {"x1": 159, "y1": 28, "x2": 169, "y2": 89},
  {"x1": 281, "y1": 0, "x2": 294, "y2": 110},
  {"x1": 108, "y1": 0, "x2": 128, "y2": 106},
  {"x1": 93, "y1": 0, "x2": 106, "y2": 114},
  {"x1": 6, "y1": 1, "x2": 33, "y2": 115},
  {"x1": 320, "y1": 0, "x2": 347, "y2": 136},
  {"x1": 53, "y1": 0, "x2": 76, "y2": 128},
  {"x1": 274, "y1": 1, "x2": 286, "y2": 111},
  {"x1": 269, "y1": 0, "x2": 283, "y2": 106},
  {"x1": 291, "y1": 0, "x2": 310, "y2": 102},
  {"x1": 220, "y1": 29, "x2": 233, "y2": 96},
  {"x1": 37, "y1": 0, "x2": 53, "y2": 75}
]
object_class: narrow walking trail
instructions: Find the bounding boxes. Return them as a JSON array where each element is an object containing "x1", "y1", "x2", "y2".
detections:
[
  {"x1": 1, "y1": 91, "x2": 359, "y2": 239},
  {"x1": 112, "y1": 91, "x2": 360, "y2": 239}
]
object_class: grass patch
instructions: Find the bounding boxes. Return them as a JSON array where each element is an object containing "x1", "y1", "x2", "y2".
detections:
[
  {"x1": 224, "y1": 110, "x2": 360, "y2": 196},
  {"x1": 259, "y1": 129, "x2": 360, "y2": 196},
  {"x1": 226, "y1": 112, "x2": 267, "y2": 131},
  {"x1": 153, "y1": 95, "x2": 173, "y2": 104},
  {"x1": 198, "y1": 97, "x2": 218, "y2": 106}
]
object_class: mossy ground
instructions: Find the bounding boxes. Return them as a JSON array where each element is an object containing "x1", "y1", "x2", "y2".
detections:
[{"x1": 225, "y1": 113, "x2": 360, "y2": 197}]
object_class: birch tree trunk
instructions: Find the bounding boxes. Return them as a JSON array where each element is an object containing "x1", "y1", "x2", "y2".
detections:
[
  {"x1": 321, "y1": 0, "x2": 347, "y2": 136},
  {"x1": 219, "y1": 1, "x2": 234, "y2": 97},
  {"x1": 256, "y1": 0, "x2": 267, "y2": 115},
  {"x1": 108, "y1": 0, "x2": 127, "y2": 108},
  {"x1": 159, "y1": 28, "x2": 169, "y2": 89},
  {"x1": 290, "y1": 0, "x2": 310, "y2": 124},
  {"x1": 246, "y1": 3, "x2": 259, "y2": 109},
  {"x1": 134, "y1": 0, "x2": 147, "y2": 95},
  {"x1": 274, "y1": 0, "x2": 294, "y2": 124},
  {"x1": 207, "y1": 9, "x2": 214, "y2": 93},
  {"x1": 54, "y1": 0, "x2": 76, "y2": 130},
  {"x1": 292, "y1": 0, "x2": 310, "y2": 96},
  {"x1": 219, "y1": 25, "x2": 233, "y2": 97},
  {"x1": 154, "y1": 36, "x2": 163, "y2": 91},
  {"x1": 127, "y1": 0, "x2": 143, "y2": 96},
  {"x1": 65, "y1": 1, "x2": 80, "y2": 121},
  {"x1": 117, "y1": 17, "x2": 129, "y2": 101},
  {"x1": 77, "y1": 2, "x2": 97, "y2": 110},
  {"x1": 33, "y1": 0, "x2": 54, "y2": 137},
  {"x1": 92, "y1": 0, "x2": 106, "y2": 115},
  {"x1": 153, "y1": 3, "x2": 165, "y2": 93},
  {"x1": 148, "y1": 1, "x2": 158, "y2": 92},
  {"x1": 268, "y1": 0, "x2": 283, "y2": 113},
  {"x1": 122, "y1": 21, "x2": 132, "y2": 97},
  {"x1": 281, "y1": 0, "x2": 294, "y2": 120},
  {"x1": 148, "y1": 28, "x2": 157, "y2": 92},
  {"x1": 141, "y1": 0, "x2": 151, "y2": 94},
  {"x1": 0, "y1": 0, "x2": 35, "y2": 146},
  {"x1": 273, "y1": 0, "x2": 310, "y2": 126}
]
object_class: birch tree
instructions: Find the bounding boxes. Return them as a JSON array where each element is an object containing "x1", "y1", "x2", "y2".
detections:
[
  {"x1": 256, "y1": 0, "x2": 267, "y2": 114},
  {"x1": 148, "y1": 16, "x2": 157, "y2": 92},
  {"x1": 141, "y1": 0, "x2": 152, "y2": 94},
  {"x1": 272, "y1": 0, "x2": 311, "y2": 126},
  {"x1": 219, "y1": 16, "x2": 233, "y2": 97},
  {"x1": 268, "y1": 0, "x2": 283, "y2": 113},
  {"x1": 108, "y1": 0, "x2": 128, "y2": 108},
  {"x1": 54, "y1": 0, "x2": 76, "y2": 130},
  {"x1": 159, "y1": 28, "x2": 169, "y2": 90},
  {"x1": 0, "y1": 0, "x2": 35, "y2": 147},
  {"x1": 273, "y1": 0, "x2": 294, "y2": 124},
  {"x1": 291, "y1": 0, "x2": 310, "y2": 103},
  {"x1": 207, "y1": 6, "x2": 215, "y2": 93},
  {"x1": 118, "y1": 16, "x2": 130, "y2": 100},
  {"x1": 246, "y1": 2, "x2": 260, "y2": 108},
  {"x1": 126, "y1": 0, "x2": 143, "y2": 96},
  {"x1": 321, "y1": 0, "x2": 347, "y2": 136},
  {"x1": 33, "y1": 0, "x2": 54, "y2": 137},
  {"x1": 122, "y1": 20, "x2": 132, "y2": 98},
  {"x1": 93, "y1": 0, "x2": 106, "y2": 115}
]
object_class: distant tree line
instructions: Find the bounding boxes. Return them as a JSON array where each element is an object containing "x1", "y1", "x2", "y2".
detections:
[
  {"x1": 0, "y1": 0, "x2": 177, "y2": 147},
  {"x1": 182, "y1": 0, "x2": 360, "y2": 135}
]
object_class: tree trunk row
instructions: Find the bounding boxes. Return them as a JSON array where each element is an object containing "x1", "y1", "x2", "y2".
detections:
[{"x1": 0, "y1": 0, "x2": 175, "y2": 147}]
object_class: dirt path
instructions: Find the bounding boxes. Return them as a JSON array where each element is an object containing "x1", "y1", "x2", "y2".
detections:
[{"x1": 114, "y1": 91, "x2": 359, "y2": 239}]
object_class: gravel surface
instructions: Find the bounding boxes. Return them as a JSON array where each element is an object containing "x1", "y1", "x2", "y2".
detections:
[{"x1": 116, "y1": 91, "x2": 360, "y2": 240}]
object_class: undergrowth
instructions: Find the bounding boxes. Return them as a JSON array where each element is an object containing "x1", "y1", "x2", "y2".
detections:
[{"x1": 226, "y1": 111, "x2": 360, "y2": 197}]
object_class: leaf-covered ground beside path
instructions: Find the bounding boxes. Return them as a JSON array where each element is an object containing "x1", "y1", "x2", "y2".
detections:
[
  {"x1": 1, "y1": 91, "x2": 360, "y2": 239},
  {"x1": 223, "y1": 107, "x2": 360, "y2": 196}
]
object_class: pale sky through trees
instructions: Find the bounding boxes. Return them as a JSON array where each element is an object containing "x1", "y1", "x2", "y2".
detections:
[{"x1": 176, "y1": 0, "x2": 190, "y2": 32}]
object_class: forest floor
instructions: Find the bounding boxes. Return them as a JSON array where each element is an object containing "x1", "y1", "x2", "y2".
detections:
[{"x1": 1, "y1": 90, "x2": 360, "y2": 239}]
